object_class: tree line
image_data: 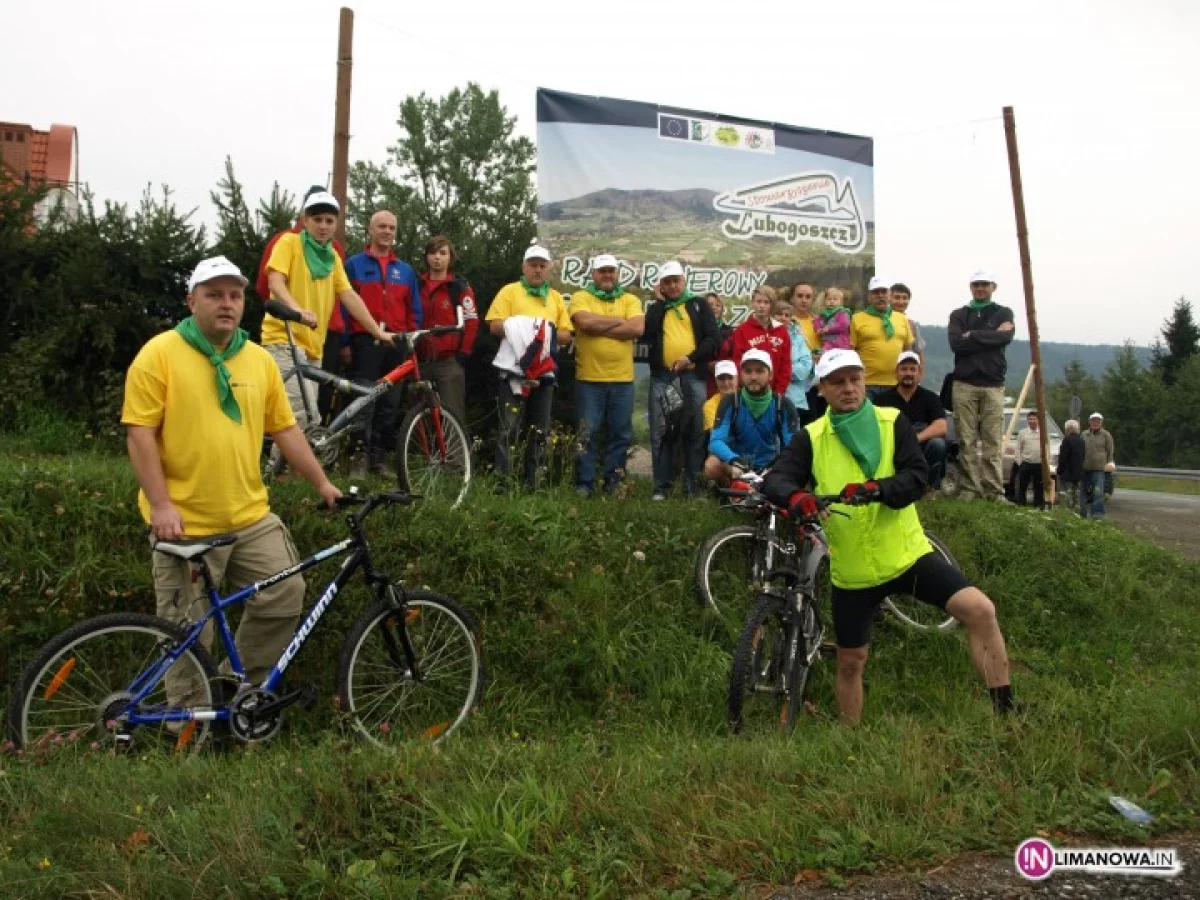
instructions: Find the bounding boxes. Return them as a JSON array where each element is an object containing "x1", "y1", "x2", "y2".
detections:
[
  {"x1": 1043, "y1": 298, "x2": 1200, "y2": 469},
  {"x1": 0, "y1": 83, "x2": 534, "y2": 432}
]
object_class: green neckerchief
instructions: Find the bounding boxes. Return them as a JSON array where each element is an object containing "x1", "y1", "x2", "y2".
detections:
[
  {"x1": 585, "y1": 281, "x2": 625, "y2": 302},
  {"x1": 299, "y1": 230, "x2": 335, "y2": 280},
  {"x1": 662, "y1": 292, "x2": 693, "y2": 320},
  {"x1": 174, "y1": 317, "x2": 248, "y2": 424},
  {"x1": 969, "y1": 299, "x2": 995, "y2": 312},
  {"x1": 740, "y1": 387, "x2": 772, "y2": 420},
  {"x1": 820, "y1": 305, "x2": 849, "y2": 323},
  {"x1": 521, "y1": 277, "x2": 549, "y2": 302},
  {"x1": 829, "y1": 400, "x2": 882, "y2": 480},
  {"x1": 865, "y1": 305, "x2": 895, "y2": 339}
]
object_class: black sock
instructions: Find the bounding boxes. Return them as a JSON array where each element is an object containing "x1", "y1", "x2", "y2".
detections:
[{"x1": 990, "y1": 684, "x2": 1015, "y2": 712}]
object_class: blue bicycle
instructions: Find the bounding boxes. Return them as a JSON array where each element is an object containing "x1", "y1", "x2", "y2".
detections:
[{"x1": 8, "y1": 490, "x2": 485, "y2": 754}]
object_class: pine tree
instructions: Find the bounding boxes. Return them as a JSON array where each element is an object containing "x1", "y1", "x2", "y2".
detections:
[{"x1": 1151, "y1": 297, "x2": 1199, "y2": 386}]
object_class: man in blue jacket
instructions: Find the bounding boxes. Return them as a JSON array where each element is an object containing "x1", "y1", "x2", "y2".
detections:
[{"x1": 705, "y1": 349, "x2": 799, "y2": 483}]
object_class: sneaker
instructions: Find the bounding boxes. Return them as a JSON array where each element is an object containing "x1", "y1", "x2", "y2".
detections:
[
  {"x1": 348, "y1": 454, "x2": 369, "y2": 479},
  {"x1": 651, "y1": 493, "x2": 666, "y2": 501},
  {"x1": 575, "y1": 486, "x2": 592, "y2": 498}
]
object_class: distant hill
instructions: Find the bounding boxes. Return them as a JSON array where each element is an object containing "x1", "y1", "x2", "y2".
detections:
[
  {"x1": 916, "y1": 324, "x2": 1152, "y2": 393},
  {"x1": 539, "y1": 188, "x2": 722, "y2": 222}
]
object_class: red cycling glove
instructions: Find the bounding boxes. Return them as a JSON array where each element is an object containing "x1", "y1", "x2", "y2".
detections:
[
  {"x1": 787, "y1": 491, "x2": 822, "y2": 519},
  {"x1": 839, "y1": 481, "x2": 881, "y2": 504}
]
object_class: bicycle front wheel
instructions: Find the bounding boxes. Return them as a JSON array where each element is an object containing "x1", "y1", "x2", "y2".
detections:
[
  {"x1": 729, "y1": 596, "x2": 812, "y2": 736},
  {"x1": 882, "y1": 530, "x2": 961, "y2": 632},
  {"x1": 396, "y1": 404, "x2": 471, "y2": 508},
  {"x1": 9, "y1": 613, "x2": 219, "y2": 755},
  {"x1": 336, "y1": 589, "x2": 485, "y2": 748}
]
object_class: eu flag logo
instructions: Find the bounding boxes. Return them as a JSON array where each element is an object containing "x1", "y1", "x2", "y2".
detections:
[{"x1": 659, "y1": 115, "x2": 689, "y2": 140}]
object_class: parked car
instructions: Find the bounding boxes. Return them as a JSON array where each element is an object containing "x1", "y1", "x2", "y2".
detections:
[{"x1": 940, "y1": 408, "x2": 1062, "y2": 501}]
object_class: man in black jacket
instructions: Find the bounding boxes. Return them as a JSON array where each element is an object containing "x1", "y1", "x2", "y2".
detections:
[
  {"x1": 947, "y1": 270, "x2": 1015, "y2": 501},
  {"x1": 644, "y1": 261, "x2": 719, "y2": 499},
  {"x1": 1055, "y1": 418, "x2": 1085, "y2": 510}
]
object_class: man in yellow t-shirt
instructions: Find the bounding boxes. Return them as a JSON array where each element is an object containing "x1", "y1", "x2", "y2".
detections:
[
  {"x1": 569, "y1": 253, "x2": 645, "y2": 496},
  {"x1": 851, "y1": 275, "x2": 914, "y2": 395},
  {"x1": 263, "y1": 190, "x2": 396, "y2": 427},
  {"x1": 122, "y1": 256, "x2": 342, "y2": 699},
  {"x1": 644, "y1": 260, "x2": 720, "y2": 499},
  {"x1": 486, "y1": 244, "x2": 573, "y2": 487}
]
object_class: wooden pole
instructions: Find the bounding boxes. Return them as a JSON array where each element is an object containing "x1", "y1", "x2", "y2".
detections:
[
  {"x1": 332, "y1": 7, "x2": 354, "y2": 244},
  {"x1": 1002, "y1": 106, "x2": 1052, "y2": 504}
]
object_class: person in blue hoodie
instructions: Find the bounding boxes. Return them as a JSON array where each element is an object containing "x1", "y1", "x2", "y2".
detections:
[{"x1": 705, "y1": 348, "x2": 799, "y2": 483}]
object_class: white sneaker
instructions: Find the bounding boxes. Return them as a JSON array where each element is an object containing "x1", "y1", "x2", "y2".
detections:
[{"x1": 651, "y1": 493, "x2": 666, "y2": 501}]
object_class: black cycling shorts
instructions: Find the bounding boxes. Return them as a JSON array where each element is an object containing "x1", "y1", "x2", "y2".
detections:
[{"x1": 830, "y1": 552, "x2": 972, "y2": 649}]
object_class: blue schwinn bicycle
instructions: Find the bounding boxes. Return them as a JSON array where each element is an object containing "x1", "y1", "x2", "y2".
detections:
[{"x1": 8, "y1": 490, "x2": 485, "y2": 754}]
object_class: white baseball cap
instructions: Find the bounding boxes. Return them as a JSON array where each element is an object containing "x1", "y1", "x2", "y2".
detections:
[
  {"x1": 302, "y1": 190, "x2": 340, "y2": 213},
  {"x1": 658, "y1": 261, "x2": 684, "y2": 281},
  {"x1": 524, "y1": 244, "x2": 551, "y2": 262},
  {"x1": 867, "y1": 276, "x2": 889, "y2": 292},
  {"x1": 970, "y1": 269, "x2": 996, "y2": 284},
  {"x1": 815, "y1": 348, "x2": 865, "y2": 380},
  {"x1": 188, "y1": 256, "x2": 248, "y2": 293},
  {"x1": 592, "y1": 253, "x2": 619, "y2": 270},
  {"x1": 715, "y1": 360, "x2": 738, "y2": 379},
  {"x1": 740, "y1": 348, "x2": 773, "y2": 371},
  {"x1": 897, "y1": 350, "x2": 921, "y2": 366},
  {"x1": 1089, "y1": 411, "x2": 1103, "y2": 420}
]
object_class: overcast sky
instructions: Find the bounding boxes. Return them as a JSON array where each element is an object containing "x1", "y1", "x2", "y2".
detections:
[{"x1": 6, "y1": 0, "x2": 1197, "y2": 347}]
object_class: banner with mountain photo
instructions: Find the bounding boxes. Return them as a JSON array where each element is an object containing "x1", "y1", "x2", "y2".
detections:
[{"x1": 536, "y1": 88, "x2": 874, "y2": 325}]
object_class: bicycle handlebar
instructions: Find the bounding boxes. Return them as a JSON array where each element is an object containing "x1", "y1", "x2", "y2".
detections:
[
  {"x1": 334, "y1": 489, "x2": 418, "y2": 525},
  {"x1": 265, "y1": 299, "x2": 305, "y2": 324},
  {"x1": 264, "y1": 300, "x2": 462, "y2": 345}
]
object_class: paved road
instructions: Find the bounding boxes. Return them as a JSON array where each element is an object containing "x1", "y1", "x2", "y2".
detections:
[{"x1": 1104, "y1": 488, "x2": 1200, "y2": 561}]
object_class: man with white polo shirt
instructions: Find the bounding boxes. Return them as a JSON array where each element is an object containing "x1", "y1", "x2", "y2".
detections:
[
  {"x1": 569, "y1": 253, "x2": 645, "y2": 496},
  {"x1": 643, "y1": 261, "x2": 720, "y2": 499},
  {"x1": 763, "y1": 348, "x2": 1016, "y2": 723},
  {"x1": 486, "y1": 244, "x2": 573, "y2": 488}
]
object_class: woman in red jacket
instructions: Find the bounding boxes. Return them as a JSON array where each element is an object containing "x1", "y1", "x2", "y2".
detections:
[
  {"x1": 731, "y1": 285, "x2": 791, "y2": 395},
  {"x1": 417, "y1": 235, "x2": 479, "y2": 434}
]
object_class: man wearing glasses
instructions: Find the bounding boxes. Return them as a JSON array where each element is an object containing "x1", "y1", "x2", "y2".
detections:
[{"x1": 947, "y1": 270, "x2": 1016, "y2": 502}]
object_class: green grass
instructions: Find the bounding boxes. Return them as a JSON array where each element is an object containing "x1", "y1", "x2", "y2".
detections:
[
  {"x1": 1, "y1": 432, "x2": 1199, "y2": 896},
  {"x1": 1118, "y1": 474, "x2": 1200, "y2": 496}
]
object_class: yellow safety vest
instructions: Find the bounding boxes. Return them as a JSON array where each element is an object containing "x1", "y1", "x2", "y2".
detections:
[{"x1": 807, "y1": 405, "x2": 931, "y2": 589}]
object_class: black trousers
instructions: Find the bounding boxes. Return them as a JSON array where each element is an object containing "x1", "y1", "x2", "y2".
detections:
[
  {"x1": 349, "y1": 333, "x2": 406, "y2": 451},
  {"x1": 1016, "y1": 461, "x2": 1044, "y2": 509}
]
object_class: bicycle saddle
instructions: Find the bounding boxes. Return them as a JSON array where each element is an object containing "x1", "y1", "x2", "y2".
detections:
[{"x1": 152, "y1": 535, "x2": 238, "y2": 561}]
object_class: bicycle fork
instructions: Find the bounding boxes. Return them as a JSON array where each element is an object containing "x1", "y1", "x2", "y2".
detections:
[{"x1": 377, "y1": 589, "x2": 425, "y2": 683}]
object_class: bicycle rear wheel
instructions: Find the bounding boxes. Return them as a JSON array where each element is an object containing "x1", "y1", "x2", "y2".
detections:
[
  {"x1": 9, "y1": 613, "x2": 218, "y2": 755},
  {"x1": 729, "y1": 596, "x2": 813, "y2": 735},
  {"x1": 396, "y1": 403, "x2": 471, "y2": 508},
  {"x1": 882, "y1": 530, "x2": 961, "y2": 632},
  {"x1": 695, "y1": 523, "x2": 785, "y2": 630},
  {"x1": 336, "y1": 589, "x2": 484, "y2": 748}
]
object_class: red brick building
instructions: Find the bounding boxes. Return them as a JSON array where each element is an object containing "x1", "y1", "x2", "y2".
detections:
[{"x1": 1, "y1": 121, "x2": 80, "y2": 219}]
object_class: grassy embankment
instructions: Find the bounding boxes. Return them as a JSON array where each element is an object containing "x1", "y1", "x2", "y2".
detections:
[{"x1": 0, "y1": 418, "x2": 1198, "y2": 897}]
